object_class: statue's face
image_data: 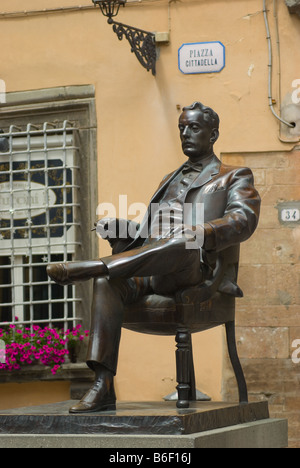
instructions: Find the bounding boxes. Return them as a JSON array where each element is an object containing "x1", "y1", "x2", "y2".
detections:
[{"x1": 178, "y1": 109, "x2": 218, "y2": 160}]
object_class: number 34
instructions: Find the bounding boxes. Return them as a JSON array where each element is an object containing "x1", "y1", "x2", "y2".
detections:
[{"x1": 281, "y1": 209, "x2": 300, "y2": 222}]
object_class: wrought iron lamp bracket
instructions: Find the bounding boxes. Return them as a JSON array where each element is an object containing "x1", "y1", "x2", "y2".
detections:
[
  {"x1": 93, "y1": 0, "x2": 157, "y2": 76},
  {"x1": 109, "y1": 19, "x2": 156, "y2": 76}
]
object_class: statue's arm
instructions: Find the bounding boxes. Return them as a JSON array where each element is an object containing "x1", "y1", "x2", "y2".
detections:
[{"x1": 204, "y1": 167, "x2": 261, "y2": 253}]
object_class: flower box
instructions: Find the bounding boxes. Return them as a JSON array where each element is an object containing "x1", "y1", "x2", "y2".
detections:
[{"x1": 0, "y1": 323, "x2": 89, "y2": 376}]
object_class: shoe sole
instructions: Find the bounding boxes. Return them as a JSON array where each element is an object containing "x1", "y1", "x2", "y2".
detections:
[{"x1": 69, "y1": 402, "x2": 116, "y2": 414}]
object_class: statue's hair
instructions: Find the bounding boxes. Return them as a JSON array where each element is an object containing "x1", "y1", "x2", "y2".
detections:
[{"x1": 182, "y1": 102, "x2": 220, "y2": 131}]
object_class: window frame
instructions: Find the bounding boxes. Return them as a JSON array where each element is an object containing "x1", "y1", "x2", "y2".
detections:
[{"x1": 0, "y1": 85, "x2": 98, "y2": 376}]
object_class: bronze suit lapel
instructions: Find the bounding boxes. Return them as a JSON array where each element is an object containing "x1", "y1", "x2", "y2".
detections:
[
  {"x1": 131, "y1": 155, "x2": 222, "y2": 247},
  {"x1": 189, "y1": 154, "x2": 221, "y2": 190},
  {"x1": 135, "y1": 165, "x2": 185, "y2": 242},
  {"x1": 149, "y1": 154, "x2": 221, "y2": 201},
  {"x1": 149, "y1": 164, "x2": 186, "y2": 203}
]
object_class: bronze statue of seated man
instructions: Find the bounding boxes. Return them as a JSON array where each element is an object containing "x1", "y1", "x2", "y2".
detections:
[{"x1": 47, "y1": 102, "x2": 260, "y2": 413}]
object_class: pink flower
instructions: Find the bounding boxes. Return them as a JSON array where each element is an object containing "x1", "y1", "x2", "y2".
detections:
[
  {"x1": 51, "y1": 365, "x2": 61, "y2": 375},
  {"x1": 0, "y1": 323, "x2": 88, "y2": 374}
]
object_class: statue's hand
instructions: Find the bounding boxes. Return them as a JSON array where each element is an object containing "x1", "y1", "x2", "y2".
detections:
[
  {"x1": 171, "y1": 224, "x2": 205, "y2": 249},
  {"x1": 95, "y1": 218, "x2": 131, "y2": 243},
  {"x1": 96, "y1": 218, "x2": 118, "y2": 242}
]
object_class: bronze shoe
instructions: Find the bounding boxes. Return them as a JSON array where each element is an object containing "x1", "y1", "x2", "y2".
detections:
[
  {"x1": 47, "y1": 264, "x2": 72, "y2": 286},
  {"x1": 69, "y1": 379, "x2": 116, "y2": 414},
  {"x1": 47, "y1": 261, "x2": 108, "y2": 286}
]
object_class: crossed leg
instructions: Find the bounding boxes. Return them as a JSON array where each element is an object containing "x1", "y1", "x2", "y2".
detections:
[{"x1": 48, "y1": 238, "x2": 204, "y2": 413}]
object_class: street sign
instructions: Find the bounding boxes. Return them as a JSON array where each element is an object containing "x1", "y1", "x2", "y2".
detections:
[{"x1": 179, "y1": 41, "x2": 225, "y2": 75}]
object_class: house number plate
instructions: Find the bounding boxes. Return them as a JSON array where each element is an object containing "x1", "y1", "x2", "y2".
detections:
[{"x1": 281, "y1": 208, "x2": 300, "y2": 222}]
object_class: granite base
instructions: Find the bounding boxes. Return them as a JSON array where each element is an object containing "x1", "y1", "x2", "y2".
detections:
[{"x1": 0, "y1": 400, "x2": 269, "y2": 436}]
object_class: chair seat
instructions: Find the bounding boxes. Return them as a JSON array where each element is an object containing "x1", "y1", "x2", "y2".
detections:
[{"x1": 123, "y1": 291, "x2": 235, "y2": 336}]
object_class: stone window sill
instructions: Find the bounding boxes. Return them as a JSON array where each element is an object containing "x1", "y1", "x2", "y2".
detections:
[{"x1": 0, "y1": 363, "x2": 94, "y2": 384}]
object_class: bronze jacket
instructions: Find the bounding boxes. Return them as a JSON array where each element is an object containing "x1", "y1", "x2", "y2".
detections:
[{"x1": 112, "y1": 154, "x2": 261, "y2": 297}]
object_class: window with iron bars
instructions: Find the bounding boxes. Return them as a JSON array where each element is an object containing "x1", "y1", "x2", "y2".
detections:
[{"x1": 0, "y1": 121, "x2": 82, "y2": 333}]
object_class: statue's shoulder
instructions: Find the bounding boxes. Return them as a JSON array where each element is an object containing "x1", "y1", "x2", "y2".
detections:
[{"x1": 218, "y1": 161, "x2": 254, "y2": 178}]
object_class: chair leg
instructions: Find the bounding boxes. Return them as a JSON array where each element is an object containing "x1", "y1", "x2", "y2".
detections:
[
  {"x1": 175, "y1": 329, "x2": 191, "y2": 409},
  {"x1": 188, "y1": 336, "x2": 197, "y2": 402},
  {"x1": 225, "y1": 321, "x2": 248, "y2": 404}
]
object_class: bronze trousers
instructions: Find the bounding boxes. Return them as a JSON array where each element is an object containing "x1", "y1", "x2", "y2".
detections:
[{"x1": 86, "y1": 238, "x2": 204, "y2": 374}]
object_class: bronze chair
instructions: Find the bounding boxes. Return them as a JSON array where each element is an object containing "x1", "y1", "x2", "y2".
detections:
[{"x1": 123, "y1": 245, "x2": 248, "y2": 409}]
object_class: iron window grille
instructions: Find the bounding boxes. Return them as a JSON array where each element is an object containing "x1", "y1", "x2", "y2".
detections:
[{"x1": 0, "y1": 121, "x2": 82, "y2": 333}]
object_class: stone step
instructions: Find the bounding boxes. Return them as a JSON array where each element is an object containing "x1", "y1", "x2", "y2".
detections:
[
  {"x1": 0, "y1": 400, "x2": 288, "y2": 448},
  {"x1": 0, "y1": 400, "x2": 270, "y2": 436},
  {"x1": 0, "y1": 419, "x2": 288, "y2": 448}
]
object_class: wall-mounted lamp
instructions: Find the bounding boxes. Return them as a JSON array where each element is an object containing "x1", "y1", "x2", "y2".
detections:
[{"x1": 92, "y1": 0, "x2": 157, "y2": 75}]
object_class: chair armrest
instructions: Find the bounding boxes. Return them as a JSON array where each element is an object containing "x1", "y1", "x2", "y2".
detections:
[{"x1": 175, "y1": 256, "x2": 226, "y2": 304}]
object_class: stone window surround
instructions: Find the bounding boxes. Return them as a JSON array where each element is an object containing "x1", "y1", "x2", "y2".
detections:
[{"x1": 0, "y1": 85, "x2": 98, "y2": 389}]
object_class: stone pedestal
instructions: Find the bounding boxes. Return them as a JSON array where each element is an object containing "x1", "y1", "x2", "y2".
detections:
[
  {"x1": 0, "y1": 400, "x2": 269, "y2": 435},
  {"x1": 0, "y1": 401, "x2": 288, "y2": 448}
]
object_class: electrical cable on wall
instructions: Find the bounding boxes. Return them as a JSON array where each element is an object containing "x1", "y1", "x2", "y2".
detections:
[
  {"x1": 263, "y1": 0, "x2": 295, "y2": 129},
  {"x1": 0, "y1": 1, "x2": 165, "y2": 19}
]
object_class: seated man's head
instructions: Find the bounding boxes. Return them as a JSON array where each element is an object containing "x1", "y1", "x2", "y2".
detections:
[{"x1": 179, "y1": 102, "x2": 220, "y2": 161}]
